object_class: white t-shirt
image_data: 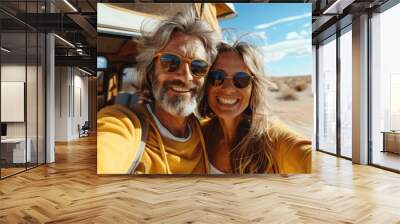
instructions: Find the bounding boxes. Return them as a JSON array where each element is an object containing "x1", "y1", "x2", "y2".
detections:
[
  {"x1": 209, "y1": 163, "x2": 225, "y2": 174},
  {"x1": 146, "y1": 104, "x2": 192, "y2": 142}
]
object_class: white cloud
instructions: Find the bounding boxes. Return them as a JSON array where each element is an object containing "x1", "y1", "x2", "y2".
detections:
[
  {"x1": 260, "y1": 28, "x2": 312, "y2": 64},
  {"x1": 254, "y1": 12, "x2": 311, "y2": 30},
  {"x1": 303, "y1": 23, "x2": 311, "y2": 28},
  {"x1": 261, "y1": 37, "x2": 311, "y2": 63},
  {"x1": 286, "y1": 31, "x2": 302, "y2": 40},
  {"x1": 251, "y1": 31, "x2": 268, "y2": 40},
  {"x1": 286, "y1": 29, "x2": 310, "y2": 40},
  {"x1": 300, "y1": 29, "x2": 309, "y2": 36}
]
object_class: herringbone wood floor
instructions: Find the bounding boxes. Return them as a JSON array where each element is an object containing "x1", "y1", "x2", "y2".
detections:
[{"x1": 1, "y1": 135, "x2": 400, "y2": 224}]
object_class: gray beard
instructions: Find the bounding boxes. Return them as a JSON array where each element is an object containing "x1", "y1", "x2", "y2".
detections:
[{"x1": 152, "y1": 79, "x2": 203, "y2": 117}]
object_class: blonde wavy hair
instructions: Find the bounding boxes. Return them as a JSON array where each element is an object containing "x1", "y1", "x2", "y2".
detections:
[
  {"x1": 135, "y1": 9, "x2": 219, "y2": 94},
  {"x1": 199, "y1": 41, "x2": 278, "y2": 174}
]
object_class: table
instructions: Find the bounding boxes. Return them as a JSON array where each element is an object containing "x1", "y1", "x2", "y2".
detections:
[
  {"x1": 1, "y1": 138, "x2": 31, "y2": 163},
  {"x1": 381, "y1": 131, "x2": 400, "y2": 154}
]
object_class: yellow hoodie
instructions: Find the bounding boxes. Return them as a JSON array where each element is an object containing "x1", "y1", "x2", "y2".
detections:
[
  {"x1": 201, "y1": 118, "x2": 312, "y2": 174},
  {"x1": 97, "y1": 104, "x2": 209, "y2": 174}
]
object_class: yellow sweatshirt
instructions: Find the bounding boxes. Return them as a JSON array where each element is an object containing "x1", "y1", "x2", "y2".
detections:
[
  {"x1": 97, "y1": 104, "x2": 209, "y2": 174},
  {"x1": 201, "y1": 118, "x2": 312, "y2": 174},
  {"x1": 267, "y1": 121, "x2": 312, "y2": 173}
]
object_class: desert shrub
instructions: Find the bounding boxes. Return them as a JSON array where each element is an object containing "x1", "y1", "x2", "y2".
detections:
[
  {"x1": 277, "y1": 86, "x2": 298, "y2": 101},
  {"x1": 286, "y1": 79, "x2": 297, "y2": 89},
  {"x1": 294, "y1": 82, "x2": 308, "y2": 92}
]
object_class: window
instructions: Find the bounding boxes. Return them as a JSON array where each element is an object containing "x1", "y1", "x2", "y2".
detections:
[
  {"x1": 370, "y1": 2, "x2": 400, "y2": 171},
  {"x1": 339, "y1": 27, "x2": 352, "y2": 158},
  {"x1": 317, "y1": 35, "x2": 337, "y2": 154},
  {"x1": 121, "y1": 67, "x2": 139, "y2": 93},
  {"x1": 97, "y1": 56, "x2": 108, "y2": 70},
  {"x1": 0, "y1": 1, "x2": 46, "y2": 179}
]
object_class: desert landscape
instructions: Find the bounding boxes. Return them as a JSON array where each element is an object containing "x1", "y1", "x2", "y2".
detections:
[{"x1": 266, "y1": 75, "x2": 314, "y2": 139}]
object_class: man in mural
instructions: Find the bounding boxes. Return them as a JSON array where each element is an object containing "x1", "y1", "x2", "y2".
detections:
[{"x1": 97, "y1": 9, "x2": 218, "y2": 174}]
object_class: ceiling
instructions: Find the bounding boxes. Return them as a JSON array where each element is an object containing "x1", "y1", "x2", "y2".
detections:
[
  {"x1": 311, "y1": 0, "x2": 390, "y2": 44},
  {"x1": 1, "y1": 32, "x2": 45, "y2": 64},
  {"x1": 2, "y1": 0, "x2": 397, "y2": 72},
  {"x1": 0, "y1": 0, "x2": 97, "y2": 72}
]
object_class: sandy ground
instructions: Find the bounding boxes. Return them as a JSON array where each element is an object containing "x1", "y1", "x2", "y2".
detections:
[{"x1": 266, "y1": 75, "x2": 314, "y2": 139}]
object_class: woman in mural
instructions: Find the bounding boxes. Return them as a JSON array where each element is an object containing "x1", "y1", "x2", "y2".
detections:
[{"x1": 199, "y1": 41, "x2": 312, "y2": 174}]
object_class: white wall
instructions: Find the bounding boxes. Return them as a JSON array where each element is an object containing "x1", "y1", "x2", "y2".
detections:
[
  {"x1": 1, "y1": 65, "x2": 26, "y2": 140},
  {"x1": 73, "y1": 73, "x2": 89, "y2": 137},
  {"x1": 54, "y1": 67, "x2": 89, "y2": 141},
  {"x1": 1, "y1": 63, "x2": 46, "y2": 164},
  {"x1": 55, "y1": 66, "x2": 69, "y2": 141},
  {"x1": 1, "y1": 65, "x2": 39, "y2": 138}
]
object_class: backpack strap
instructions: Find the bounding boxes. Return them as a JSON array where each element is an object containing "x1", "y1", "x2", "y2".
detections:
[
  {"x1": 115, "y1": 92, "x2": 149, "y2": 174},
  {"x1": 127, "y1": 108, "x2": 149, "y2": 174}
]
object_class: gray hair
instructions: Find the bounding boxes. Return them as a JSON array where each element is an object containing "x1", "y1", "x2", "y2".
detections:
[{"x1": 135, "y1": 9, "x2": 219, "y2": 93}]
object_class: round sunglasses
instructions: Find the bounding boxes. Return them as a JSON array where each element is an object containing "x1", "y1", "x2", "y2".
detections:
[
  {"x1": 208, "y1": 70, "x2": 253, "y2": 89},
  {"x1": 154, "y1": 52, "x2": 210, "y2": 77}
]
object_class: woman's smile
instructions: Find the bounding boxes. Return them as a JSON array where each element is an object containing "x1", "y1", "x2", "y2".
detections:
[
  {"x1": 207, "y1": 51, "x2": 252, "y2": 119},
  {"x1": 216, "y1": 96, "x2": 239, "y2": 106}
]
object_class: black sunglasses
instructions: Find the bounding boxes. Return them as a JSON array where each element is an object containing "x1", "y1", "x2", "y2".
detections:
[
  {"x1": 208, "y1": 70, "x2": 253, "y2": 89},
  {"x1": 154, "y1": 52, "x2": 210, "y2": 77}
]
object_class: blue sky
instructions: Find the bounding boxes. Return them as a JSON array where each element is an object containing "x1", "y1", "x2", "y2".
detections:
[{"x1": 219, "y1": 3, "x2": 312, "y2": 77}]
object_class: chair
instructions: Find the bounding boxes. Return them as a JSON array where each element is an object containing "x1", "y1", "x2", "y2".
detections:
[{"x1": 79, "y1": 121, "x2": 90, "y2": 138}]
